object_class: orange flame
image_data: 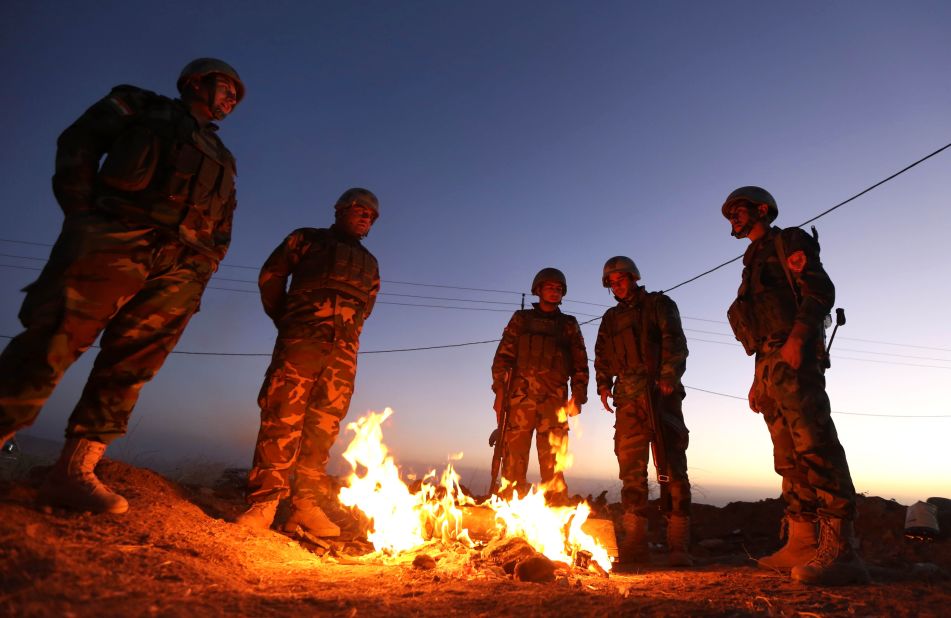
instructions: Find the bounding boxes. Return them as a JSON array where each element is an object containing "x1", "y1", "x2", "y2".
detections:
[{"x1": 338, "y1": 407, "x2": 612, "y2": 572}]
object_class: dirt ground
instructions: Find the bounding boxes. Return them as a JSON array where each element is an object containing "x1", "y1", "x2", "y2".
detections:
[{"x1": 1, "y1": 457, "x2": 948, "y2": 618}]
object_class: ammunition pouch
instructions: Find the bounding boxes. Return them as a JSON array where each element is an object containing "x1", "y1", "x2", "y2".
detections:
[{"x1": 727, "y1": 298, "x2": 758, "y2": 356}]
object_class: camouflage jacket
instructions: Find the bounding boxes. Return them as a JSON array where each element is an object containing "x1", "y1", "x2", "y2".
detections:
[
  {"x1": 491, "y1": 304, "x2": 589, "y2": 403},
  {"x1": 53, "y1": 85, "x2": 237, "y2": 261},
  {"x1": 728, "y1": 226, "x2": 834, "y2": 355},
  {"x1": 259, "y1": 224, "x2": 380, "y2": 344},
  {"x1": 594, "y1": 286, "x2": 688, "y2": 394}
]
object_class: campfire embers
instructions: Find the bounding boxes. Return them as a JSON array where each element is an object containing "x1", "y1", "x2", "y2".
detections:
[{"x1": 330, "y1": 409, "x2": 615, "y2": 579}]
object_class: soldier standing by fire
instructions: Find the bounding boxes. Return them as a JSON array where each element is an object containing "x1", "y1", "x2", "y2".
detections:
[
  {"x1": 0, "y1": 59, "x2": 243, "y2": 515},
  {"x1": 595, "y1": 256, "x2": 693, "y2": 567},
  {"x1": 237, "y1": 188, "x2": 380, "y2": 538},
  {"x1": 723, "y1": 186, "x2": 868, "y2": 585},
  {"x1": 490, "y1": 268, "x2": 588, "y2": 505}
]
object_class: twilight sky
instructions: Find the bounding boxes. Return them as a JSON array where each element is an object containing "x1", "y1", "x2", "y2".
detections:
[{"x1": 1, "y1": 1, "x2": 948, "y2": 505}]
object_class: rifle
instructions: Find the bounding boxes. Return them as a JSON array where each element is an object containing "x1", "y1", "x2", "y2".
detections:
[
  {"x1": 641, "y1": 298, "x2": 670, "y2": 485},
  {"x1": 489, "y1": 368, "x2": 516, "y2": 496}
]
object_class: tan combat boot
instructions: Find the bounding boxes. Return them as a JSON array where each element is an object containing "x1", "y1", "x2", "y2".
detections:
[
  {"x1": 791, "y1": 517, "x2": 870, "y2": 585},
  {"x1": 667, "y1": 514, "x2": 694, "y2": 567},
  {"x1": 235, "y1": 501, "x2": 279, "y2": 530},
  {"x1": 758, "y1": 516, "x2": 818, "y2": 570},
  {"x1": 39, "y1": 438, "x2": 128, "y2": 514},
  {"x1": 618, "y1": 512, "x2": 650, "y2": 564},
  {"x1": 283, "y1": 495, "x2": 340, "y2": 538}
]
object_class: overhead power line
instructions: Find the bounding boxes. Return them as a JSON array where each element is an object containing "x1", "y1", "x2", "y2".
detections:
[{"x1": 662, "y1": 140, "x2": 951, "y2": 294}]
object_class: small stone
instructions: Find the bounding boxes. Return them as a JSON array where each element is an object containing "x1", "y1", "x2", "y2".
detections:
[
  {"x1": 412, "y1": 554, "x2": 437, "y2": 570},
  {"x1": 514, "y1": 555, "x2": 556, "y2": 583}
]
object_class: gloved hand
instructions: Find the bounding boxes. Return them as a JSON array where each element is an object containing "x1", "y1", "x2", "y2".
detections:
[{"x1": 488, "y1": 428, "x2": 500, "y2": 448}]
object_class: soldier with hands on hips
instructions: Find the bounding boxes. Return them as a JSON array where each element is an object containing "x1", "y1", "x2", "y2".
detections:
[
  {"x1": 237, "y1": 189, "x2": 380, "y2": 538},
  {"x1": 0, "y1": 59, "x2": 243, "y2": 514}
]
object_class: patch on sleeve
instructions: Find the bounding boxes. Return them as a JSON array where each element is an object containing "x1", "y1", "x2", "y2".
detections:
[
  {"x1": 786, "y1": 250, "x2": 807, "y2": 273},
  {"x1": 107, "y1": 96, "x2": 134, "y2": 116}
]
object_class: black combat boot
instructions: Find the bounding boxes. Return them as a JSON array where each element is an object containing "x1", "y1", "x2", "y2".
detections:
[
  {"x1": 39, "y1": 438, "x2": 128, "y2": 514},
  {"x1": 758, "y1": 515, "x2": 818, "y2": 570},
  {"x1": 791, "y1": 517, "x2": 870, "y2": 585}
]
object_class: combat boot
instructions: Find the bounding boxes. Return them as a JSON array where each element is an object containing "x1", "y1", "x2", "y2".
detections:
[
  {"x1": 791, "y1": 517, "x2": 870, "y2": 586},
  {"x1": 283, "y1": 496, "x2": 340, "y2": 538},
  {"x1": 235, "y1": 501, "x2": 279, "y2": 530},
  {"x1": 38, "y1": 438, "x2": 128, "y2": 514},
  {"x1": 618, "y1": 512, "x2": 650, "y2": 564},
  {"x1": 666, "y1": 514, "x2": 694, "y2": 567},
  {"x1": 757, "y1": 515, "x2": 818, "y2": 570}
]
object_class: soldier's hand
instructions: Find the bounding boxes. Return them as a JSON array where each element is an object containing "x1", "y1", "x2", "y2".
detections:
[
  {"x1": 748, "y1": 383, "x2": 760, "y2": 413},
  {"x1": 600, "y1": 390, "x2": 615, "y2": 414},
  {"x1": 657, "y1": 378, "x2": 675, "y2": 397},
  {"x1": 488, "y1": 428, "x2": 500, "y2": 448},
  {"x1": 780, "y1": 335, "x2": 804, "y2": 370}
]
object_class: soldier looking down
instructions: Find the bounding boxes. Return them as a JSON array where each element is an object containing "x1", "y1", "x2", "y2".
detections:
[
  {"x1": 595, "y1": 256, "x2": 693, "y2": 567},
  {"x1": 723, "y1": 185, "x2": 868, "y2": 585},
  {"x1": 0, "y1": 58, "x2": 243, "y2": 514},
  {"x1": 490, "y1": 268, "x2": 588, "y2": 506},
  {"x1": 237, "y1": 188, "x2": 380, "y2": 538}
]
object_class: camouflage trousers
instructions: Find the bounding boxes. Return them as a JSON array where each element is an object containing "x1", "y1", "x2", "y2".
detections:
[
  {"x1": 613, "y1": 380, "x2": 691, "y2": 516},
  {"x1": 0, "y1": 213, "x2": 214, "y2": 443},
  {"x1": 246, "y1": 337, "x2": 358, "y2": 504},
  {"x1": 501, "y1": 391, "x2": 569, "y2": 498},
  {"x1": 753, "y1": 350, "x2": 856, "y2": 520}
]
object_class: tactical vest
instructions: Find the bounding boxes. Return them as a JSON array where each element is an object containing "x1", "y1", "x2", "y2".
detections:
[
  {"x1": 728, "y1": 230, "x2": 801, "y2": 353},
  {"x1": 287, "y1": 230, "x2": 378, "y2": 306},
  {"x1": 94, "y1": 88, "x2": 237, "y2": 257},
  {"x1": 602, "y1": 295, "x2": 662, "y2": 374},
  {"x1": 514, "y1": 310, "x2": 572, "y2": 377}
]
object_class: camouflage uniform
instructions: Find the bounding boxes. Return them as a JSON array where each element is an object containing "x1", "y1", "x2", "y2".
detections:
[
  {"x1": 491, "y1": 305, "x2": 588, "y2": 497},
  {"x1": 728, "y1": 226, "x2": 856, "y2": 520},
  {"x1": 595, "y1": 286, "x2": 691, "y2": 516},
  {"x1": 246, "y1": 225, "x2": 379, "y2": 505},
  {"x1": 0, "y1": 85, "x2": 237, "y2": 443}
]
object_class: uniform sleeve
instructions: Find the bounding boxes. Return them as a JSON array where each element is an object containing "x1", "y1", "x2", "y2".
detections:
[
  {"x1": 258, "y1": 229, "x2": 308, "y2": 322},
  {"x1": 52, "y1": 86, "x2": 148, "y2": 215},
  {"x1": 593, "y1": 311, "x2": 614, "y2": 394},
  {"x1": 782, "y1": 228, "x2": 835, "y2": 329},
  {"x1": 491, "y1": 312, "x2": 522, "y2": 393},
  {"x1": 363, "y1": 255, "x2": 381, "y2": 319},
  {"x1": 656, "y1": 295, "x2": 689, "y2": 382},
  {"x1": 566, "y1": 317, "x2": 589, "y2": 404}
]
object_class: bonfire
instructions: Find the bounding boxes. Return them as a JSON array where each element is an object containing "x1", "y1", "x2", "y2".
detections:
[{"x1": 335, "y1": 408, "x2": 614, "y2": 578}]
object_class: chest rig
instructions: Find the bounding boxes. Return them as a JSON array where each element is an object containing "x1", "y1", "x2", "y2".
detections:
[
  {"x1": 288, "y1": 230, "x2": 378, "y2": 307},
  {"x1": 514, "y1": 310, "x2": 572, "y2": 376},
  {"x1": 603, "y1": 295, "x2": 661, "y2": 373}
]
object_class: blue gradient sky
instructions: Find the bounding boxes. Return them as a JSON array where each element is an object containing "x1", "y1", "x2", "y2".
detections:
[{"x1": 1, "y1": 1, "x2": 949, "y2": 504}]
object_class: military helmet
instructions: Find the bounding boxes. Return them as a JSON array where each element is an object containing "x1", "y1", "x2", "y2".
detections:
[
  {"x1": 721, "y1": 186, "x2": 778, "y2": 222},
  {"x1": 334, "y1": 187, "x2": 379, "y2": 219},
  {"x1": 177, "y1": 58, "x2": 245, "y2": 103},
  {"x1": 531, "y1": 267, "x2": 567, "y2": 296},
  {"x1": 602, "y1": 256, "x2": 640, "y2": 287}
]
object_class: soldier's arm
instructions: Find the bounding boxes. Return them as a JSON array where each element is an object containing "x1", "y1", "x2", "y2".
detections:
[
  {"x1": 363, "y1": 256, "x2": 381, "y2": 319},
  {"x1": 566, "y1": 317, "x2": 589, "y2": 404},
  {"x1": 656, "y1": 295, "x2": 688, "y2": 382},
  {"x1": 783, "y1": 228, "x2": 835, "y2": 329},
  {"x1": 491, "y1": 312, "x2": 522, "y2": 393},
  {"x1": 52, "y1": 86, "x2": 147, "y2": 215},
  {"x1": 258, "y1": 229, "x2": 308, "y2": 322},
  {"x1": 593, "y1": 315, "x2": 614, "y2": 395}
]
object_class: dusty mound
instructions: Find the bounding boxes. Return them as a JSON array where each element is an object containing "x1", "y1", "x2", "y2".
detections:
[{"x1": 0, "y1": 458, "x2": 948, "y2": 617}]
